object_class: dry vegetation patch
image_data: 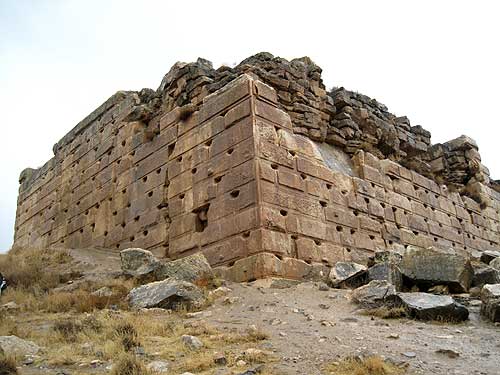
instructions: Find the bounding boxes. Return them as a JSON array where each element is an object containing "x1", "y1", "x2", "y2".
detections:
[{"x1": 324, "y1": 356, "x2": 406, "y2": 375}]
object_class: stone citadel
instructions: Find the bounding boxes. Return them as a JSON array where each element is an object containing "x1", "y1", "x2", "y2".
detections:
[{"x1": 13, "y1": 53, "x2": 500, "y2": 280}]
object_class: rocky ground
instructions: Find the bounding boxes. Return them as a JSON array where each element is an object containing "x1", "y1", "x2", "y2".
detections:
[{"x1": 0, "y1": 247, "x2": 499, "y2": 375}]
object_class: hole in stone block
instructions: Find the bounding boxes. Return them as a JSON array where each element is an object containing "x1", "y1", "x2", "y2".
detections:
[
  {"x1": 148, "y1": 191, "x2": 154, "y2": 197},
  {"x1": 291, "y1": 235, "x2": 298, "y2": 240},
  {"x1": 364, "y1": 197, "x2": 370, "y2": 204},
  {"x1": 79, "y1": 229, "x2": 83, "y2": 233},
  {"x1": 242, "y1": 231, "x2": 250, "y2": 238},
  {"x1": 389, "y1": 175, "x2": 397, "y2": 181},
  {"x1": 300, "y1": 173, "x2": 307, "y2": 180},
  {"x1": 91, "y1": 223, "x2": 95, "y2": 231},
  {"x1": 351, "y1": 229, "x2": 356, "y2": 235},
  {"x1": 104, "y1": 231, "x2": 108, "y2": 237},
  {"x1": 76, "y1": 201, "x2": 80, "y2": 206},
  {"x1": 227, "y1": 148, "x2": 234, "y2": 155},
  {"x1": 96, "y1": 203, "x2": 100, "y2": 209},
  {"x1": 122, "y1": 188, "x2": 127, "y2": 194},
  {"x1": 438, "y1": 223, "x2": 443, "y2": 228},
  {"x1": 434, "y1": 237, "x2": 438, "y2": 242},
  {"x1": 319, "y1": 201, "x2": 327, "y2": 207},
  {"x1": 134, "y1": 216, "x2": 140, "y2": 222},
  {"x1": 122, "y1": 140, "x2": 126, "y2": 146},
  {"x1": 194, "y1": 204, "x2": 210, "y2": 233},
  {"x1": 143, "y1": 176, "x2": 148, "y2": 182},
  {"x1": 130, "y1": 150, "x2": 136, "y2": 157},
  {"x1": 85, "y1": 210, "x2": 89, "y2": 216},
  {"x1": 230, "y1": 190, "x2": 240, "y2": 198},
  {"x1": 205, "y1": 139, "x2": 212, "y2": 147},
  {"x1": 388, "y1": 240, "x2": 394, "y2": 245},
  {"x1": 326, "y1": 184, "x2": 332, "y2": 190},
  {"x1": 156, "y1": 168, "x2": 162, "y2": 174},
  {"x1": 346, "y1": 248, "x2": 351, "y2": 253},
  {"x1": 113, "y1": 177, "x2": 117, "y2": 183},
  {"x1": 288, "y1": 150, "x2": 296, "y2": 156},
  {"x1": 112, "y1": 211, "x2": 117, "y2": 216},
  {"x1": 121, "y1": 222, "x2": 126, "y2": 228},
  {"x1": 179, "y1": 193, "x2": 185, "y2": 199},
  {"x1": 271, "y1": 164, "x2": 278, "y2": 170},
  {"x1": 143, "y1": 230, "x2": 149, "y2": 236},
  {"x1": 168, "y1": 143, "x2": 175, "y2": 157},
  {"x1": 413, "y1": 230, "x2": 419, "y2": 235},
  {"x1": 353, "y1": 210, "x2": 359, "y2": 216},
  {"x1": 130, "y1": 236, "x2": 135, "y2": 241},
  {"x1": 336, "y1": 226, "x2": 343, "y2": 232},
  {"x1": 341, "y1": 190, "x2": 348, "y2": 195},
  {"x1": 214, "y1": 175, "x2": 223, "y2": 183},
  {"x1": 64, "y1": 209, "x2": 68, "y2": 213},
  {"x1": 404, "y1": 245, "x2": 409, "y2": 249},
  {"x1": 107, "y1": 150, "x2": 112, "y2": 156},
  {"x1": 275, "y1": 254, "x2": 283, "y2": 260},
  {"x1": 228, "y1": 261, "x2": 236, "y2": 267},
  {"x1": 116, "y1": 244, "x2": 120, "y2": 249},
  {"x1": 371, "y1": 182, "x2": 375, "y2": 188},
  {"x1": 380, "y1": 203, "x2": 386, "y2": 208},
  {"x1": 191, "y1": 168, "x2": 197, "y2": 174},
  {"x1": 369, "y1": 235, "x2": 375, "y2": 240},
  {"x1": 177, "y1": 156, "x2": 182, "y2": 162},
  {"x1": 452, "y1": 242, "x2": 456, "y2": 247},
  {"x1": 109, "y1": 197, "x2": 113, "y2": 202}
]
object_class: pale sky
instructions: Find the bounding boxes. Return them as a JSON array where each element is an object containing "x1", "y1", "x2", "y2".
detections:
[{"x1": 1, "y1": 0, "x2": 499, "y2": 251}]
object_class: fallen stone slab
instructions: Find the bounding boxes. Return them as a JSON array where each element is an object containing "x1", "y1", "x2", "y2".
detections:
[
  {"x1": 480, "y1": 250, "x2": 500, "y2": 265},
  {"x1": 480, "y1": 284, "x2": 500, "y2": 322},
  {"x1": 472, "y1": 265, "x2": 499, "y2": 287},
  {"x1": 155, "y1": 252, "x2": 213, "y2": 285},
  {"x1": 367, "y1": 262, "x2": 403, "y2": 291},
  {"x1": 385, "y1": 292, "x2": 469, "y2": 322},
  {"x1": 329, "y1": 262, "x2": 367, "y2": 288},
  {"x1": 120, "y1": 248, "x2": 161, "y2": 278},
  {"x1": 0, "y1": 335, "x2": 40, "y2": 357},
  {"x1": 350, "y1": 280, "x2": 396, "y2": 308},
  {"x1": 128, "y1": 278, "x2": 206, "y2": 310},
  {"x1": 399, "y1": 246, "x2": 473, "y2": 293},
  {"x1": 490, "y1": 257, "x2": 500, "y2": 271}
]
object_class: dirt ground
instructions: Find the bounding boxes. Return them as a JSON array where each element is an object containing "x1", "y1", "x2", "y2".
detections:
[{"x1": 3, "y1": 248, "x2": 499, "y2": 375}]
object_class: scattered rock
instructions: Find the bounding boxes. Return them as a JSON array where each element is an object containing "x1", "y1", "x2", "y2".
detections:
[
  {"x1": 402, "y1": 352, "x2": 416, "y2": 358},
  {"x1": 0, "y1": 335, "x2": 40, "y2": 357},
  {"x1": 318, "y1": 282, "x2": 330, "y2": 291},
  {"x1": 91, "y1": 286, "x2": 114, "y2": 297},
  {"x1": 147, "y1": 360, "x2": 169, "y2": 373},
  {"x1": 435, "y1": 348, "x2": 460, "y2": 358},
  {"x1": 181, "y1": 335, "x2": 203, "y2": 350},
  {"x1": 388, "y1": 333, "x2": 399, "y2": 339},
  {"x1": 1, "y1": 301, "x2": 20, "y2": 311},
  {"x1": 480, "y1": 250, "x2": 500, "y2": 265},
  {"x1": 367, "y1": 262, "x2": 403, "y2": 291},
  {"x1": 120, "y1": 248, "x2": 160, "y2": 278},
  {"x1": 214, "y1": 352, "x2": 227, "y2": 365},
  {"x1": 350, "y1": 280, "x2": 396, "y2": 308},
  {"x1": 156, "y1": 252, "x2": 213, "y2": 284},
  {"x1": 329, "y1": 262, "x2": 367, "y2": 288},
  {"x1": 128, "y1": 278, "x2": 205, "y2": 310},
  {"x1": 209, "y1": 286, "x2": 232, "y2": 298},
  {"x1": 480, "y1": 284, "x2": 500, "y2": 322},
  {"x1": 386, "y1": 292, "x2": 469, "y2": 322},
  {"x1": 399, "y1": 246, "x2": 473, "y2": 293},
  {"x1": 490, "y1": 257, "x2": 500, "y2": 271},
  {"x1": 269, "y1": 278, "x2": 301, "y2": 289},
  {"x1": 472, "y1": 265, "x2": 499, "y2": 287}
]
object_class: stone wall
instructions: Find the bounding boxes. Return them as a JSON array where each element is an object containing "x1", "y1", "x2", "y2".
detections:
[{"x1": 13, "y1": 53, "x2": 500, "y2": 280}]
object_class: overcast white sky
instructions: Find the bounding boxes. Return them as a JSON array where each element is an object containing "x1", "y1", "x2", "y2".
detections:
[{"x1": 1, "y1": 0, "x2": 499, "y2": 251}]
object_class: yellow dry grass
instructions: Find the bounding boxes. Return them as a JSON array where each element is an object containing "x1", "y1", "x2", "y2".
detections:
[{"x1": 324, "y1": 356, "x2": 406, "y2": 375}]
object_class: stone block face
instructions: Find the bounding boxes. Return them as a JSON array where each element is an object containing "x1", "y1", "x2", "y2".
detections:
[{"x1": 13, "y1": 62, "x2": 500, "y2": 281}]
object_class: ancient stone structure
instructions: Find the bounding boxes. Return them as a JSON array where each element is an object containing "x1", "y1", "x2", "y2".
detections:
[{"x1": 13, "y1": 53, "x2": 500, "y2": 281}]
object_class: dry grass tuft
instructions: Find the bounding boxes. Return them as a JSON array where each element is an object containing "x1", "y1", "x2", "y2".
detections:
[
  {"x1": 110, "y1": 353, "x2": 152, "y2": 375},
  {"x1": 360, "y1": 307, "x2": 407, "y2": 319},
  {"x1": 113, "y1": 321, "x2": 141, "y2": 351},
  {"x1": 0, "y1": 355, "x2": 18, "y2": 375},
  {"x1": 325, "y1": 356, "x2": 406, "y2": 375}
]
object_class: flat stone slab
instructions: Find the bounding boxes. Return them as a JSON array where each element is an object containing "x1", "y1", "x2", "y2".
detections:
[
  {"x1": 480, "y1": 284, "x2": 500, "y2": 322},
  {"x1": 386, "y1": 292, "x2": 469, "y2": 322}
]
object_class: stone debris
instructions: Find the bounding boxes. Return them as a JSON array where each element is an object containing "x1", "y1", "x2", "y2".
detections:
[
  {"x1": 329, "y1": 262, "x2": 367, "y2": 288},
  {"x1": 398, "y1": 246, "x2": 473, "y2": 293},
  {"x1": 435, "y1": 348, "x2": 460, "y2": 358},
  {"x1": 146, "y1": 360, "x2": 169, "y2": 373},
  {"x1": 490, "y1": 257, "x2": 500, "y2": 271},
  {"x1": 91, "y1": 286, "x2": 114, "y2": 297},
  {"x1": 367, "y1": 262, "x2": 403, "y2": 291},
  {"x1": 350, "y1": 280, "x2": 396, "y2": 308},
  {"x1": 472, "y1": 265, "x2": 500, "y2": 287},
  {"x1": 0, "y1": 335, "x2": 40, "y2": 357},
  {"x1": 480, "y1": 284, "x2": 500, "y2": 322},
  {"x1": 181, "y1": 335, "x2": 204, "y2": 350},
  {"x1": 128, "y1": 278, "x2": 205, "y2": 310},
  {"x1": 155, "y1": 252, "x2": 214, "y2": 284},
  {"x1": 480, "y1": 250, "x2": 500, "y2": 265},
  {"x1": 386, "y1": 292, "x2": 469, "y2": 322},
  {"x1": 120, "y1": 248, "x2": 160, "y2": 279}
]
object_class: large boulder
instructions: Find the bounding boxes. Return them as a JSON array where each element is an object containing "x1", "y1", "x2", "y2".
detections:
[
  {"x1": 128, "y1": 278, "x2": 206, "y2": 310},
  {"x1": 367, "y1": 262, "x2": 403, "y2": 291},
  {"x1": 328, "y1": 262, "x2": 367, "y2": 288},
  {"x1": 472, "y1": 264, "x2": 499, "y2": 287},
  {"x1": 480, "y1": 284, "x2": 500, "y2": 322},
  {"x1": 480, "y1": 250, "x2": 500, "y2": 265},
  {"x1": 156, "y1": 253, "x2": 213, "y2": 285},
  {"x1": 0, "y1": 335, "x2": 40, "y2": 357},
  {"x1": 490, "y1": 257, "x2": 500, "y2": 271},
  {"x1": 120, "y1": 248, "x2": 161, "y2": 278},
  {"x1": 350, "y1": 280, "x2": 396, "y2": 308},
  {"x1": 386, "y1": 292, "x2": 469, "y2": 322},
  {"x1": 399, "y1": 246, "x2": 473, "y2": 293}
]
